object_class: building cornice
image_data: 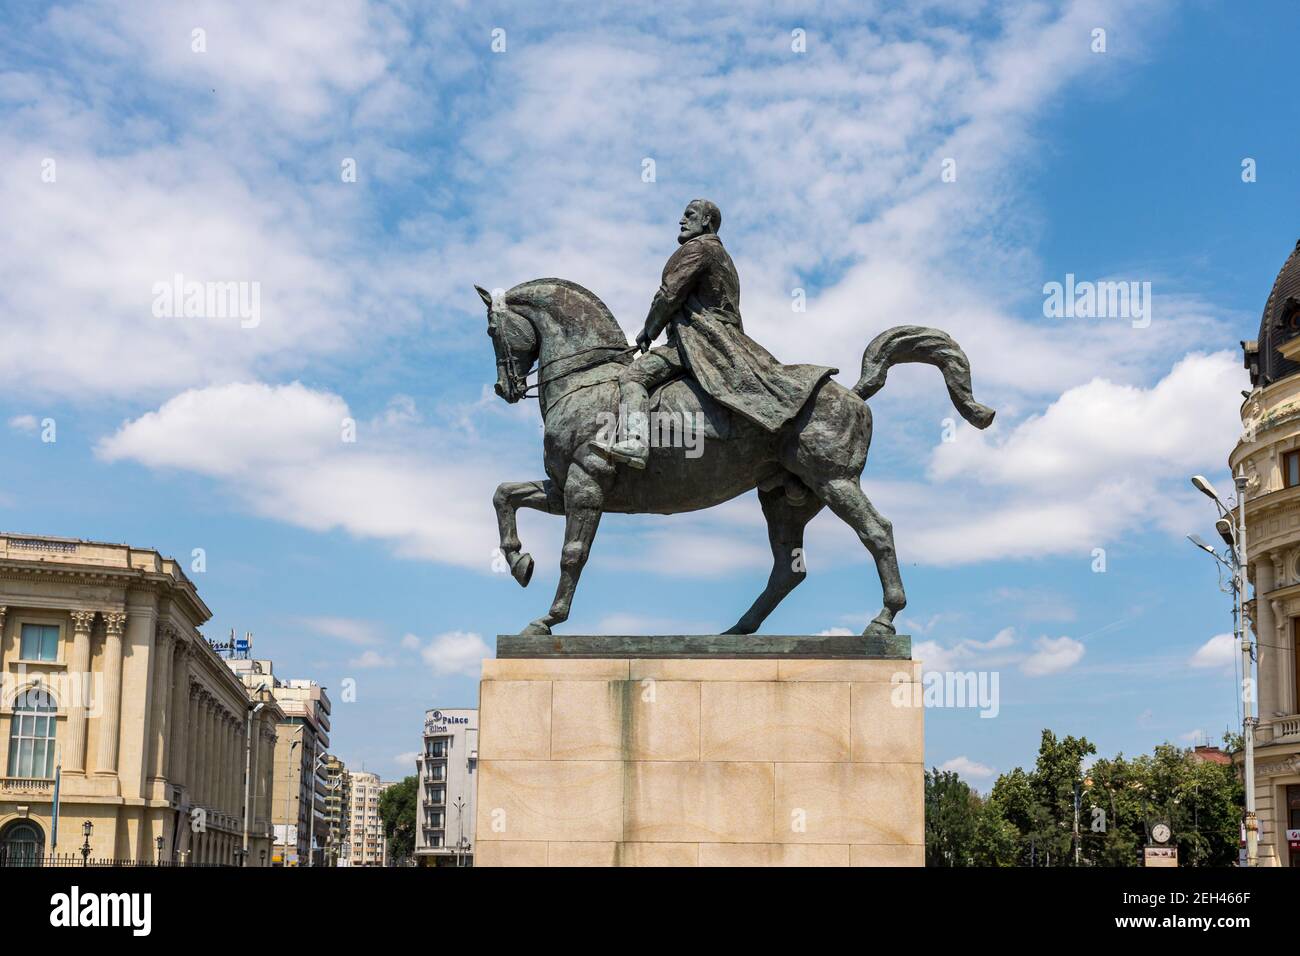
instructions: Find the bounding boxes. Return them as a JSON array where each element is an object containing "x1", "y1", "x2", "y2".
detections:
[{"x1": 0, "y1": 560, "x2": 211, "y2": 625}]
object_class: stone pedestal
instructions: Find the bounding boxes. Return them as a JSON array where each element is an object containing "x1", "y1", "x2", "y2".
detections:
[{"x1": 475, "y1": 634, "x2": 923, "y2": 867}]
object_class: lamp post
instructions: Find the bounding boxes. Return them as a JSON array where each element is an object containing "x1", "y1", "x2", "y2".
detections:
[
  {"x1": 155, "y1": 835, "x2": 164, "y2": 865},
  {"x1": 242, "y1": 684, "x2": 267, "y2": 866},
  {"x1": 307, "y1": 751, "x2": 327, "y2": 867},
  {"x1": 1188, "y1": 471, "x2": 1257, "y2": 867},
  {"x1": 80, "y1": 820, "x2": 92, "y2": 866},
  {"x1": 282, "y1": 735, "x2": 300, "y2": 866},
  {"x1": 323, "y1": 765, "x2": 343, "y2": 867},
  {"x1": 453, "y1": 796, "x2": 466, "y2": 868}
]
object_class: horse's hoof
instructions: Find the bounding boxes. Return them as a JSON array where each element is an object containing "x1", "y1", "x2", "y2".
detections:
[
  {"x1": 722, "y1": 621, "x2": 756, "y2": 635},
  {"x1": 511, "y1": 553, "x2": 534, "y2": 588},
  {"x1": 864, "y1": 618, "x2": 896, "y2": 637},
  {"x1": 519, "y1": 620, "x2": 551, "y2": 636}
]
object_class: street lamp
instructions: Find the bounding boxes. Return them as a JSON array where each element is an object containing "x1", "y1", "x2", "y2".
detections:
[
  {"x1": 308, "y1": 750, "x2": 328, "y2": 867},
  {"x1": 1188, "y1": 471, "x2": 1257, "y2": 867},
  {"x1": 282, "y1": 735, "x2": 300, "y2": 866},
  {"x1": 155, "y1": 835, "x2": 164, "y2": 865},
  {"x1": 80, "y1": 820, "x2": 92, "y2": 866},
  {"x1": 453, "y1": 796, "x2": 468, "y2": 868},
  {"x1": 242, "y1": 684, "x2": 267, "y2": 867}
]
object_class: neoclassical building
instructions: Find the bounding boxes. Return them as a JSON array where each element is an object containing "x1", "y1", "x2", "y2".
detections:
[
  {"x1": 0, "y1": 533, "x2": 281, "y2": 865},
  {"x1": 1233, "y1": 238, "x2": 1300, "y2": 867}
]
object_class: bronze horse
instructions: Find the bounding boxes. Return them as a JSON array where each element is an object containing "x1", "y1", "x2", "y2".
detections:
[{"x1": 481, "y1": 280, "x2": 994, "y2": 637}]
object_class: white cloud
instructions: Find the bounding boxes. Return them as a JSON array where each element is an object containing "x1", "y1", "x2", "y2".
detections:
[
  {"x1": 348, "y1": 649, "x2": 394, "y2": 669},
  {"x1": 1021, "y1": 635, "x2": 1085, "y2": 676},
  {"x1": 929, "y1": 351, "x2": 1244, "y2": 491},
  {"x1": 939, "y1": 756, "x2": 995, "y2": 781},
  {"x1": 393, "y1": 751, "x2": 419, "y2": 769},
  {"x1": 915, "y1": 626, "x2": 1017, "y2": 673},
  {"x1": 299, "y1": 616, "x2": 381, "y2": 646},
  {"x1": 412, "y1": 630, "x2": 491, "y2": 677},
  {"x1": 1190, "y1": 633, "x2": 1236, "y2": 671},
  {"x1": 96, "y1": 382, "x2": 502, "y2": 568},
  {"x1": 7, "y1": 415, "x2": 37, "y2": 434}
]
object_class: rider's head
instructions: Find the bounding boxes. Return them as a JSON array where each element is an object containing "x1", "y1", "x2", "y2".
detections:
[{"x1": 679, "y1": 200, "x2": 721, "y2": 243}]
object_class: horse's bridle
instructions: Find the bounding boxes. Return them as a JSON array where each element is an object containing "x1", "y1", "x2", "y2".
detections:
[{"x1": 495, "y1": 309, "x2": 635, "y2": 402}]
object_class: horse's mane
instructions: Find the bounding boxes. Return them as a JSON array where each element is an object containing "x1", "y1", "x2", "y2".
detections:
[{"x1": 506, "y1": 278, "x2": 625, "y2": 342}]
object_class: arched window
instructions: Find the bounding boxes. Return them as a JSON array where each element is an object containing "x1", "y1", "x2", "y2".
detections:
[
  {"x1": 7, "y1": 686, "x2": 57, "y2": 778},
  {"x1": 0, "y1": 820, "x2": 45, "y2": 866}
]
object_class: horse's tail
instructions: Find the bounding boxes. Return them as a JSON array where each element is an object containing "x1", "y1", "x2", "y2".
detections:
[{"x1": 852, "y1": 325, "x2": 995, "y2": 429}]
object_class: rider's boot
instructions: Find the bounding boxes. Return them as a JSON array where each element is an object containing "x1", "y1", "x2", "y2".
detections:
[{"x1": 592, "y1": 382, "x2": 650, "y2": 469}]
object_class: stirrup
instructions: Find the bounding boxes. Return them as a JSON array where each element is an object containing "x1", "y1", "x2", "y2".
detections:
[{"x1": 603, "y1": 440, "x2": 648, "y2": 469}]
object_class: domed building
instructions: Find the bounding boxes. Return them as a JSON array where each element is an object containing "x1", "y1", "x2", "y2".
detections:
[{"x1": 1232, "y1": 238, "x2": 1300, "y2": 867}]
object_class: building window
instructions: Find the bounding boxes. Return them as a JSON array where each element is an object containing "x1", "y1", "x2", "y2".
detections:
[
  {"x1": 0, "y1": 820, "x2": 45, "y2": 866},
  {"x1": 1285, "y1": 451, "x2": 1300, "y2": 489},
  {"x1": 429, "y1": 786, "x2": 445, "y2": 805},
  {"x1": 1287, "y1": 785, "x2": 1300, "y2": 868},
  {"x1": 19, "y1": 624, "x2": 59, "y2": 662},
  {"x1": 7, "y1": 687, "x2": 57, "y2": 778},
  {"x1": 1294, "y1": 619, "x2": 1300, "y2": 715}
]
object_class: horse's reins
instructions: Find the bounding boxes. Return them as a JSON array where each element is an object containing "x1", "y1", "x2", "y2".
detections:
[{"x1": 516, "y1": 344, "x2": 639, "y2": 401}]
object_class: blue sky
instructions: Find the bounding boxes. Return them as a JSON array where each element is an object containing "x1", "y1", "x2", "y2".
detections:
[{"x1": 2, "y1": 0, "x2": 1295, "y2": 786}]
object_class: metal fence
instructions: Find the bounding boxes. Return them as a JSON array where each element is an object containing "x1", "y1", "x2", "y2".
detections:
[{"x1": 0, "y1": 854, "x2": 228, "y2": 867}]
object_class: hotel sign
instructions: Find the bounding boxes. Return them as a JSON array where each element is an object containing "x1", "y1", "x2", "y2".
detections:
[{"x1": 426, "y1": 710, "x2": 470, "y2": 733}]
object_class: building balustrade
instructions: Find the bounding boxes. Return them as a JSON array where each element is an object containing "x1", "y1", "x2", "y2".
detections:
[
  {"x1": 1261, "y1": 713, "x2": 1300, "y2": 744},
  {"x1": 0, "y1": 776, "x2": 55, "y2": 795}
]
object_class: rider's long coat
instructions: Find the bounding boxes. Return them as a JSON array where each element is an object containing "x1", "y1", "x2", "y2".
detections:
[{"x1": 649, "y1": 234, "x2": 835, "y2": 432}]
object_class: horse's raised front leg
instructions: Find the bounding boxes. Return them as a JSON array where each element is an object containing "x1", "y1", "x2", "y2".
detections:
[
  {"x1": 724, "y1": 484, "x2": 824, "y2": 635},
  {"x1": 813, "y1": 477, "x2": 906, "y2": 636},
  {"x1": 521, "y1": 466, "x2": 605, "y2": 636},
  {"x1": 493, "y1": 479, "x2": 563, "y2": 588}
]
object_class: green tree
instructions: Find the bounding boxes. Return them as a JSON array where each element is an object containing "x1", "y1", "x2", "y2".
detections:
[
  {"x1": 377, "y1": 775, "x2": 418, "y2": 865},
  {"x1": 925, "y1": 769, "x2": 979, "y2": 866},
  {"x1": 969, "y1": 799, "x2": 1020, "y2": 866},
  {"x1": 1080, "y1": 745, "x2": 1241, "y2": 867}
]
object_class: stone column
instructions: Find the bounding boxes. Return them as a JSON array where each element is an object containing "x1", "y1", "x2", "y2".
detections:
[
  {"x1": 211, "y1": 708, "x2": 224, "y2": 809},
  {"x1": 236, "y1": 722, "x2": 248, "y2": 818},
  {"x1": 64, "y1": 610, "x2": 97, "y2": 774},
  {"x1": 148, "y1": 625, "x2": 175, "y2": 780},
  {"x1": 197, "y1": 696, "x2": 212, "y2": 805},
  {"x1": 259, "y1": 727, "x2": 275, "y2": 827},
  {"x1": 227, "y1": 717, "x2": 237, "y2": 816},
  {"x1": 221, "y1": 714, "x2": 233, "y2": 812},
  {"x1": 185, "y1": 685, "x2": 201, "y2": 796},
  {"x1": 204, "y1": 702, "x2": 217, "y2": 806},
  {"x1": 226, "y1": 713, "x2": 237, "y2": 812},
  {"x1": 94, "y1": 611, "x2": 127, "y2": 774},
  {"x1": 0, "y1": 606, "x2": 7, "y2": 668},
  {"x1": 168, "y1": 642, "x2": 190, "y2": 785},
  {"x1": 1256, "y1": 557, "x2": 1278, "y2": 720}
]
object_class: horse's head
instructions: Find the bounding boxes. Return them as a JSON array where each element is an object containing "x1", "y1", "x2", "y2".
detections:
[{"x1": 477, "y1": 284, "x2": 538, "y2": 404}]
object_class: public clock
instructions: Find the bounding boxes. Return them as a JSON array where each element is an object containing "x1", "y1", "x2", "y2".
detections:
[{"x1": 1151, "y1": 822, "x2": 1171, "y2": 844}]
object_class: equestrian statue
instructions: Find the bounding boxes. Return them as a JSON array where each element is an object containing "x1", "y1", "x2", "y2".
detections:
[{"x1": 481, "y1": 199, "x2": 995, "y2": 637}]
